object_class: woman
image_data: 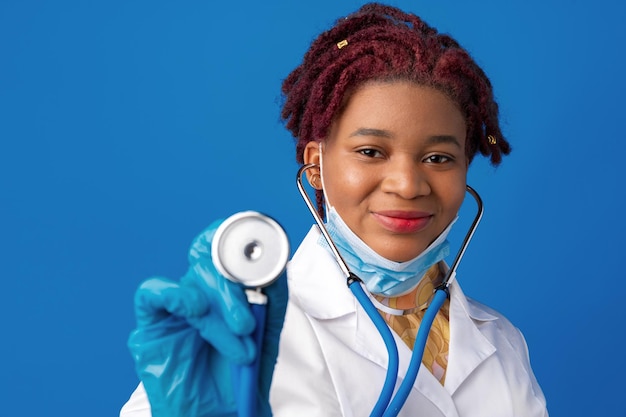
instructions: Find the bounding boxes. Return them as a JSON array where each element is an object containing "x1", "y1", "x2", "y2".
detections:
[{"x1": 121, "y1": 3, "x2": 548, "y2": 416}]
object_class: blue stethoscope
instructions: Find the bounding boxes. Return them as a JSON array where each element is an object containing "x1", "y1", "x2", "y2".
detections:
[
  {"x1": 211, "y1": 211, "x2": 290, "y2": 417},
  {"x1": 212, "y1": 163, "x2": 483, "y2": 417},
  {"x1": 295, "y1": 163, "x2": 484, "y2": 417}
]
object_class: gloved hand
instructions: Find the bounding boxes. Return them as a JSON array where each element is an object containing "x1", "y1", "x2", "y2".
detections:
[{"x1": 127, "y1": 219, "x2": 289, "y2": 417}]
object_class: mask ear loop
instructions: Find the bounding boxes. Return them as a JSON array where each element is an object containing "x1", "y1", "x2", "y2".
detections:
[
  {"x1": 317, "y1": 142, "x2": 332, "y2": 211},
  {"x1": 296, "y1": 163, "x2": 399, "y2": 416}
]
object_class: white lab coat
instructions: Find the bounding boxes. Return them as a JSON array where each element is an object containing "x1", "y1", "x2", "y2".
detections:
[
  {"x1": 269, "y1": 226, "x2": 548, "y2": 416},
  {"x1": 120, "y1": 226, "x2": 548, "y2": 417}
]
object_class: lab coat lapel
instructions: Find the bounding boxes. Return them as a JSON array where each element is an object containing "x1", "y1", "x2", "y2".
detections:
[
  {"x1": 291, "y1": 228, "x2": 404, "y2": 369},
  {"x1": 445, "y1": 280, "x2": 497, "y2": 395},
  {"x1": 351, "y1": 277, "x2": 498, "y2": 384},
  {"x1": 352, "y1": 279, "x2": 500, "y2": 414}
]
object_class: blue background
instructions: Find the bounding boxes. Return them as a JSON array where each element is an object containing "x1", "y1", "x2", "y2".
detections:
[{"x1": 1, "y1": 0, "x2": 624, "y2": 415}]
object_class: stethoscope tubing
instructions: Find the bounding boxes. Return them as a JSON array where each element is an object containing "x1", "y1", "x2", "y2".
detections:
[
  {"x1": 382, "y1": 288, "x2": 448, "y2": 416},
  {"x1": 231, "y1": 292, "x2": 268, "y2": 417},
  {"x1": 348, "y1": 278, "x2": 400, "y2": 416}
]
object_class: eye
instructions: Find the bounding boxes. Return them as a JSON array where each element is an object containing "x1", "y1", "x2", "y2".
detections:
[
  {"x1": 424, "y1": 154, "x2": 452, "y2": 164},
  {"x1": 358, "y1": 148, "x2": 384, "y2": 158}
]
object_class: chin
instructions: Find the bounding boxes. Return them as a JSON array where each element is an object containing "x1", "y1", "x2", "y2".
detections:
[
  {"x1": 372, "y1": 238, "x2": 430, "y2": 263},
  {"x1": 375, "y1": 246, "x2": 425, "y2": 263}
]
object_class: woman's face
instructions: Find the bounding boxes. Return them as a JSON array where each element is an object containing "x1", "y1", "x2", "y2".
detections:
[{"x1": 304, "y1": 81, "x2": 468, "y2": 262}]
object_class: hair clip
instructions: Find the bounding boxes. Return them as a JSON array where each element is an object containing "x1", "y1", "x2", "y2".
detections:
[
  {"x1": 336, "y1": 39, "x2": 348, "y2": 49},
  {"x1": 487, "y1": 135, "x2": 497, "y2": 145}
]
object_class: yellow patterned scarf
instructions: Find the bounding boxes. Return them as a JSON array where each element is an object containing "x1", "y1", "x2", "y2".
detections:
[{"x1": 374, "y1": 263, "x2": 450, "y2": 385}]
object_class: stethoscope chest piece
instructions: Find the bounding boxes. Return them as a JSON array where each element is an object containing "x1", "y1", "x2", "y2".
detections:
[{"x1": 211, "y1": 211, "x2": 290, "y2": 288}]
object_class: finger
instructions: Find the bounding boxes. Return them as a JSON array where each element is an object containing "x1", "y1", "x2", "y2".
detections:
[
  {"x1": 127, "y1": 313, "x2": 193, "y2": 359},
  {"x1": 134, "y1": 277, "x2": 210, "y2": 327},
  {"x1": 186, "y1": 311, "x2": 257, "y2": 365},
  {"x1": 186, "y1": 248, "x2": 256, "y2": 336}
]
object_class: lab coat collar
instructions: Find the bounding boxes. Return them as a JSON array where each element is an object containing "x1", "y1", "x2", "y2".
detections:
[
  {"x1": 287, "y1": 226, "x2": 358, "y2": 319},
  {"x1": 441, "y1": 263, "x2": 499, "y2": 323}
]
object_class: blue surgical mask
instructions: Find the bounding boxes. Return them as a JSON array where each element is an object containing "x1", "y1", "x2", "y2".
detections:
[{"x1": 318, "y1": 207, "x2": 456, "y2": 297}]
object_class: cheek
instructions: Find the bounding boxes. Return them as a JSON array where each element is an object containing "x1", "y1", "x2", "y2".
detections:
[
  {"x1": 447, "y1": 174, "x2": 468, "y2": 214},
  {"x1": 324, "y1": 170, "x2": 359, "y2": 207},
  {"x1": 452, "y1": 190, "x2": 466, "y2": 214},
  {"x1": 322, "y1": 154, "x2": 360, "y2": 199}
]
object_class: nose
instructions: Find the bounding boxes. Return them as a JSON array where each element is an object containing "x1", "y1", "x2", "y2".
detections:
[{"x1": 380, "y1": 158, "x2": 430, "y2": 199}]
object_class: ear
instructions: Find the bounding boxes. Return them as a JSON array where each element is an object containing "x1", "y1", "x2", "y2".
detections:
[{"x1": 303, "y1": 141, "x2": 322, "y2": 190}]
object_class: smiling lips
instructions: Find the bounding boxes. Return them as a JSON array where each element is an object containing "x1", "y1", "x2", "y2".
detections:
[{"x1": 372, "y1": 211, "x2": 433, "y2": 233}]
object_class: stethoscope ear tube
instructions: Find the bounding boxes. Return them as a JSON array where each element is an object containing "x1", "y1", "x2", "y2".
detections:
[
  {"x1": 442, "y1": 185, "x2": 484, "y2": 287},
  {"x1": 296, "y1": 164, "x2": 352, "y2": 280}
]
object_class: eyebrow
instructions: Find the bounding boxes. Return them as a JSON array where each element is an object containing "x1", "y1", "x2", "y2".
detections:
[
  {"x1": 349, "y1": 128, "x2": 461, "y2": 148},
  {"x1": 427, "y1": 135, "x2": 462, "y2": 148},
  {"x1": 349, "y1": 128, "x2": 393, "y2": 138}
]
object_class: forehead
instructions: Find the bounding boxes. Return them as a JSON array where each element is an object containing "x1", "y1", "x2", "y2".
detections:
[{"x1": 333, "y1": 80, "x2": 467, "y2": 140}]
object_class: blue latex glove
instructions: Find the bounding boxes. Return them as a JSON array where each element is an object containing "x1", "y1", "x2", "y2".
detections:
[{"x1": 128, "y1": 220, "x2": 288, "y2": 417}]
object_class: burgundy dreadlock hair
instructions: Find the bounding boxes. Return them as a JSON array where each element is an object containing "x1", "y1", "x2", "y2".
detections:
[{"x1": 281, "y1": 3, "x2": 510, "y2": 167}]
